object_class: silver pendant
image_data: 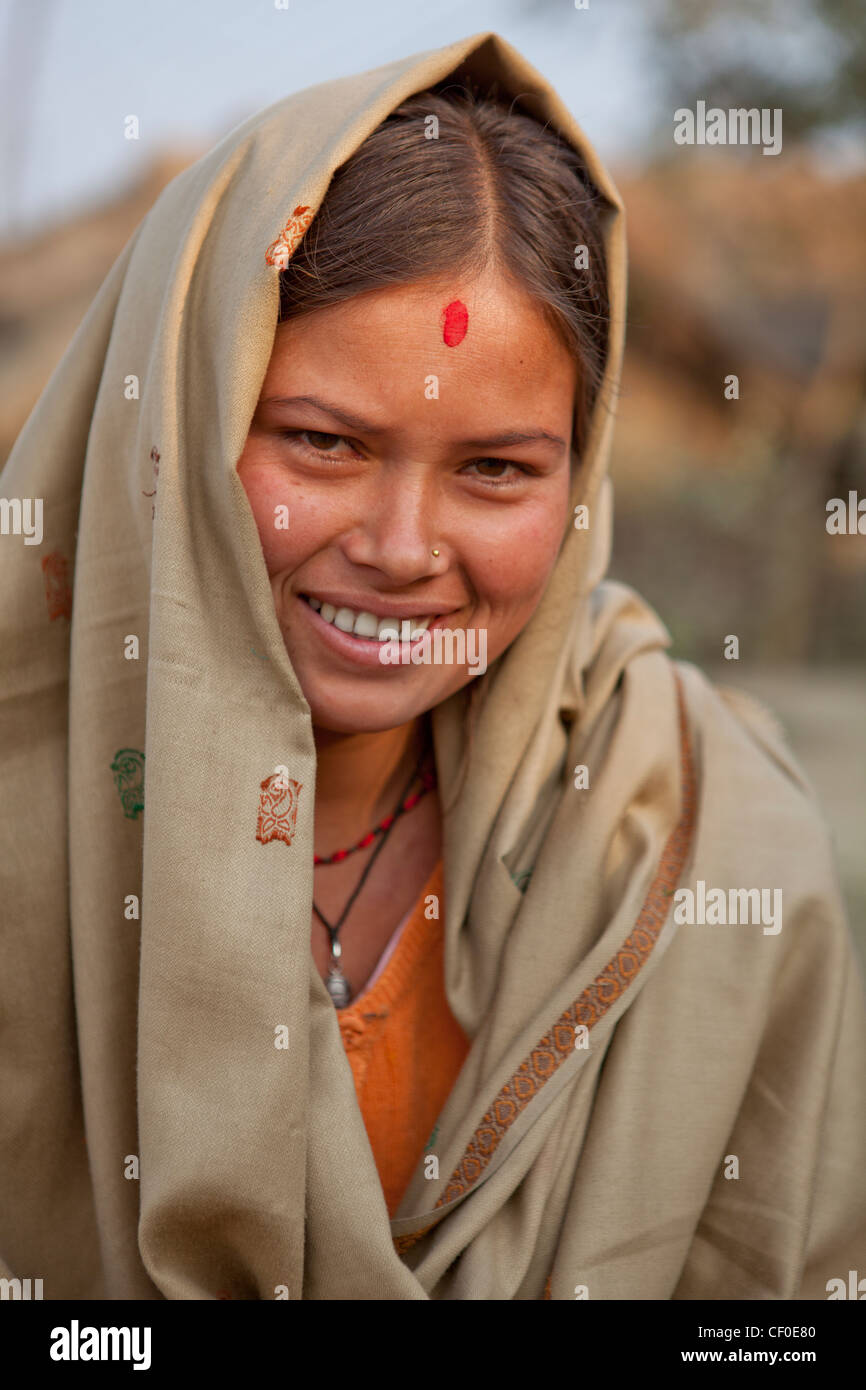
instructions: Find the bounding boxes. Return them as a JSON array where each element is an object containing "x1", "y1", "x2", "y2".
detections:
[{"x1": 325, "y1": 965, "x2": 352, "y2": 1010}]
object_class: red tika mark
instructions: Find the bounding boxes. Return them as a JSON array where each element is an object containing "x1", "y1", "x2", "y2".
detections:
[
  {"x1": 265, "y1": 205, "x2": 315, "y2": 270},
  {"x1": 442, "y1": 299, "x2": 468, "y2": 347},
  {"x1": 256, "y1": 771, "x2": 303, "y2": 847},
  {"x1": 41, "y1": 550, "x2": 72, "y2": 621}
]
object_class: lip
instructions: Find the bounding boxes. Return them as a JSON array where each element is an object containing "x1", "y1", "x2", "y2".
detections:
[
  {"x1": 297, "y1": 594, "x2": 456, "y2": 669},
  {"x1": 298, "y1": 591, "x2": 458, "y2": 621}
]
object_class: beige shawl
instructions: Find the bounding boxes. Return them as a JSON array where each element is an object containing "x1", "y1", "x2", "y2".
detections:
[{"x1": 1, "y1": 31, "x2": 864, "y2": 1301}]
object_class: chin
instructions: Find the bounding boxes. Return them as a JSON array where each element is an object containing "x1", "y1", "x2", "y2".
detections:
[{"x1": 304, "y1": 690, "x2": 439, "y2": 735}]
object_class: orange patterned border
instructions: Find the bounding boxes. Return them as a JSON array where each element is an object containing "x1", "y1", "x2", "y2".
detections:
[
  {"x1": 394, "y1": 669, "x2": 696, "y2": 1259},
  {"x1": 265, "y1": 205, "x2": 314, "y2": 269},
  {"x1": 393, "y1": 1226, "x2": 436, "y2": 1257},
  {"x1": 41, "y1": 550, "x2": 72, "y2": 620}
]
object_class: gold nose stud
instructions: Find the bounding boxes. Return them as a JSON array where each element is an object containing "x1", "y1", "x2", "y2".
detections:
[{"x1": 431, "y1": 548, "x2": 440, "y2": 557}]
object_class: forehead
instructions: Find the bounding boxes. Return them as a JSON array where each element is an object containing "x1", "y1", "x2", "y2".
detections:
[{"x1": 264, "y1": 269, "x2": 578, "y2": 414}]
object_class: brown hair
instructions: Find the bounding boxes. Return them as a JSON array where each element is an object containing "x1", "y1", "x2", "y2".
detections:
[
  {"x1": 278, "y1": 81, "x2": 611, "y2": 806},
  {"x1": 278, "y1": 80, "x2": 610, "y2": 460}
]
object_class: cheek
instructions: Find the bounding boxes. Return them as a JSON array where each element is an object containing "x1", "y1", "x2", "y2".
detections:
[
  {"x1": 462, "y1": 496, "x2": 567, "y2": 617},
  {"x1": 237, "y1": 457, "x2": 329, "y2": 576}
]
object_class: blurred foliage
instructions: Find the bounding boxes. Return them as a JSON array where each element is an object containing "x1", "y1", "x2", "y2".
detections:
[
  {"x1": 523, "y1": 0, "x2": 866, "y2": 146},
  {"x1": 647, "y1": 0, "x2": 866, "y2": 139}
]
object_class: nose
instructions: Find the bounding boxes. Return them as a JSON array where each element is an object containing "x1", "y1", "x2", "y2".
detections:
[{"x1": 342, "y1": 470, "x2": 446, "y2": 583}]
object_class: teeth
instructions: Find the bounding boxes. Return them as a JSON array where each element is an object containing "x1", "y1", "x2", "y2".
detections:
[
  {"x1": 304, "y1": 595, "x2": 435, "y2": 642},
  {"x1": 353, "y1": 611, "x2": 379, "y2": 638},
  {"x1": 373, "y1": 615, "x2": 432, "y2": 640},
  {"x1": 333, "y1": 607, "x2": 356, "y2": 633}
]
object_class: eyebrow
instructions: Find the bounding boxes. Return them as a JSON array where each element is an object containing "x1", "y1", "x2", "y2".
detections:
[
  {"x1": 461, "y1": 429, "x2": 567, "y2": 453},
  {"x1": 259, "y1": 394, "x2": 568, "y2": 453}
]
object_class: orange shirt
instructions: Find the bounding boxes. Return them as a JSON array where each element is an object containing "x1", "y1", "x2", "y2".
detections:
[{"x1": 337, "y1": 860, "x2": 471, "y2": 1218}]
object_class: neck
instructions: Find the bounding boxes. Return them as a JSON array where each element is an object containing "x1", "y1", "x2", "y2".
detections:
[{"x1": 312, "y1": 716, "x2": 428, "y2": 856}]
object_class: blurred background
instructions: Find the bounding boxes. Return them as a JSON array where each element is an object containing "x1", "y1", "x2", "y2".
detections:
[{"x1": 0, "y1": 0, "x2": 864, "y2": 955}]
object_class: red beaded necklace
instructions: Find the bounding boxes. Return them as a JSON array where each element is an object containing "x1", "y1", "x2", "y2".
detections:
[
  {"x1": 313, "y1": 756, "x2": 437, "y2": 865},
  {"x1": 313, "y1": 744, "x2": 437, "y2": 1008}
]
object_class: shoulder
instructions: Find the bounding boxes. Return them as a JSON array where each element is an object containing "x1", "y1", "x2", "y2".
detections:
[
  {"x1": 670, "y1": 657, "x2": 853, "y2": 979},
  {"x1": 675, "y1": 657, "x2": 829, "y2": 841}
]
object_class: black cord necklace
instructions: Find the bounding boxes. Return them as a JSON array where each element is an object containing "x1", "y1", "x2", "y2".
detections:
[{"x1": 313, "y1": 746, "x2": 433, "y2": 1009}]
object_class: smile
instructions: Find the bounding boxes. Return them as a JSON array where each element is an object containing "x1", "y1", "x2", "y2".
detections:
[{"x1": 299, "y1": 594, "x2": 438, "y2": 643}]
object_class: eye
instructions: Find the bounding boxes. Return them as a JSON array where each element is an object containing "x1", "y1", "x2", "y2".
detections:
[
  {"x1": 472, "y1": 459, "x2": 510, "y2": 478},
  {"x1": 464, "y1": 458, "x2": 529, "y2": 487},
  {"x1": 279, "y1": 428, "x2": 359, "y2": 460},
  {"x1": 301, "y1": 430, "x2": 347, "y2": 453}
]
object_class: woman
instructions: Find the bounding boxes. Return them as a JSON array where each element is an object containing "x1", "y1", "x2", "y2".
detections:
[{"x1": 1, "y1": 31, "x2": 864, "y2": 1301}]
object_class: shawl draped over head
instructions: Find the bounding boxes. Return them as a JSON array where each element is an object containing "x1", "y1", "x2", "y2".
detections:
[{"x1": 1, "y1": 31, "x2": 865, "y2": 1301}]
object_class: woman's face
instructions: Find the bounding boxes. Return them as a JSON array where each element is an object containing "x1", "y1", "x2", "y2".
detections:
[{"x1": 236, "y1": 266, "x2": 577, "y2": 733}]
